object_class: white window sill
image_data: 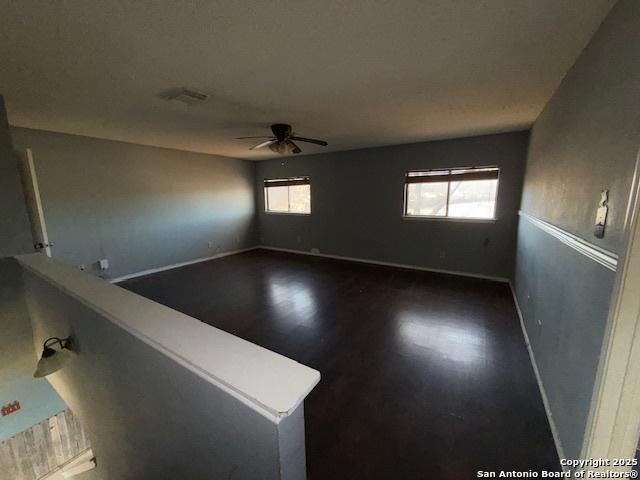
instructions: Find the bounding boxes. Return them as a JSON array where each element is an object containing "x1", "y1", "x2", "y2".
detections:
[
  {"x1": 402, "y1": 215, "x2": 497, "y2": 224},
  {"x1": 264, "y1": 211, "x2": 311, "y2": 216}
]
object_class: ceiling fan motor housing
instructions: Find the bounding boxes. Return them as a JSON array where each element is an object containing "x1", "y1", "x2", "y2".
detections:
[
  {"x1": 271, "y1": 123, "x2": 292, "y2": 141},
  {"x1": 239, "y1": 124, "x2": 327, "y2": 153}
]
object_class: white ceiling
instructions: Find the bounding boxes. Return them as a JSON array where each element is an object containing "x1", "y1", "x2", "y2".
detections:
[{"x1": 0, "y1": 0, "x2": 615, "y2": 160}]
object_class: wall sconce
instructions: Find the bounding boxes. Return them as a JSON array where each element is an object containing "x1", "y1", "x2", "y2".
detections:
[{"x1": 34, "y1": 337, "x2": 75, "y2": 378}]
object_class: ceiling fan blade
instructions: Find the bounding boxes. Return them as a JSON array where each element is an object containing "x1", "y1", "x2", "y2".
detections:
[
  {"x1": 290, "y1": 136, "x2": 328, "y2": 146},
  {"x1": 250, "y1": 139, "x2": 277, "y2": 150},
  {"x1": 286, "y1": 140, "x2": 302, "y2": 154},
  {"x1": 236, "y1": 136, "x2": 273, "y2": 139}
]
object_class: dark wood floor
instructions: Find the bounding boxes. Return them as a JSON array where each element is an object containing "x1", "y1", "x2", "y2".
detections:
[{"x1": 120, "y1": 249, "x2": 559, "y2": 479}]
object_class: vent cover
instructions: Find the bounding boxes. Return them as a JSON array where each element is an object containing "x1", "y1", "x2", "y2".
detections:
[{"x1": 167, "y1": 88, "x2": 208, "y2": 105}]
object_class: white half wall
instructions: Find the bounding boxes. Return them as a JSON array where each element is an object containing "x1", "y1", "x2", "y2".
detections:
[{"x1": 18, "y1": 253, "x2": 319, "y2": 480}]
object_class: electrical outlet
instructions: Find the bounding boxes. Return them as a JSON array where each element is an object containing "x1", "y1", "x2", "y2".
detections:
[
  {"x1": 208, "y1": 241, "x2": 215, "y2": 249},
  {"x1": 98, "y1": 259, "x2": 109, "y2": 270},
  {"x1": 311, "y1": 248, "x2": 320, "y2": 255},
  {"x1": 439, "y1": 251, "x2": 446, "y2": 259}
]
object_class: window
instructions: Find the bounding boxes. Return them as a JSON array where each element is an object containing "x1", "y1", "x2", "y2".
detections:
[
  {"x1": 404, "y1": 167, "x2": 499, "y2": 219},
  {"x1": 264, "y1": 177, "x2": 311, "y2": 214}
]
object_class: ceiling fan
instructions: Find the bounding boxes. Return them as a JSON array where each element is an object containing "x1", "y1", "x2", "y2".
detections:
[{"x1": 237, "y1": 124, "x2": 328, "y2": 154}]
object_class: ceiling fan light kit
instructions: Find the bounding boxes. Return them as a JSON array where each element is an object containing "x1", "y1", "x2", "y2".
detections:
[{"x1": 237, "y1": 124, "x2": 328, "y2": 154}]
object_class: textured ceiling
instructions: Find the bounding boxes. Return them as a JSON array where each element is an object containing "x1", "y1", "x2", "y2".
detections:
[{"x1": 0, "y1": 0, "x2": 615, "y2": 159}]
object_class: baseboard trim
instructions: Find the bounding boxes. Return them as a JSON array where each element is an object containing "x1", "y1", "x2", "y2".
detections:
[
  {"x1": 109, "y1": 247, "x2": 260, "y2": 283},
  {"x1": 258, "y1": 245, "x2": 509, "y2": 283},
  {"x1": 109, "y1": 245, "x2": 509, "y2": 284},
  {"x1": 509, "y1": 282, "x2": 567, "y2": 469}
]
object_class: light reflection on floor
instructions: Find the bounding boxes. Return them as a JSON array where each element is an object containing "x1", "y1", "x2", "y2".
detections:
[
  {"x1": 267, "y1": 275, "x2": 318, "y2": 327},
  {"x1": 396, "y1": 310, "x2": 489, "y2": 367}
]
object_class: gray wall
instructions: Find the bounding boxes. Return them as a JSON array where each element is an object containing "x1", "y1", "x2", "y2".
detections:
[
  {"x1": 520, "y1": 0, "x2": 640, "y2": 253},
  {"x1": 514, "y1": 0, "x2": 640, "y2": 459},
  {"x1": 0, "y1": 96, "x2": 32, "y2": 258},
  {"x1": 0, "y1": 258, "x2": 67, "y2": 442},
  {"x1": 0, "y1": 96, "x2": 65, "y2": 441},
  {"x1": 11, "y1": 127, "x2": 258, "y2": 280},
  {"x1": 256, "y1": 131, "x2": 528, "y2": 280},
  {"x1": 0, "y1": 95, "x2": 33, "y2": 385}
]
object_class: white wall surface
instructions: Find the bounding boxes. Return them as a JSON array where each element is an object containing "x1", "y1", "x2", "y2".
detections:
[{"x1": 19, "y1": 253, "x2": 319, "y2": 479}]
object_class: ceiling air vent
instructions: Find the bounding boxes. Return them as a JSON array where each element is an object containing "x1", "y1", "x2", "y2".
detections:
[{"x1": 166, "y1": 88, "x2": 208, "y2": 106}]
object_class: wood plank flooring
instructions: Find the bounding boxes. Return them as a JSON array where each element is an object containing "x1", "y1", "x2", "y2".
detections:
[
  {"x1": 119, "y1": 249, "x2": 559, "y2": 479},
  {"x1": 0, "y1": 409, "x2": 91, "y2": 480}
]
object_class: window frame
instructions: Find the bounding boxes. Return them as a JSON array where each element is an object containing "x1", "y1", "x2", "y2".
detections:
[
  {"x1": 263, "y1": 176, "x2": 312, "y2": 215},
  {"x1": 402, "y1": 166, "x2": 500, "y2": 222}
]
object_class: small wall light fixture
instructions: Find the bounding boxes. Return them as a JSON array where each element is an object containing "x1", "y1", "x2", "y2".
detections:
[{"x1": 34, "y1": 337, "x2": 75, "y2": 378}]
